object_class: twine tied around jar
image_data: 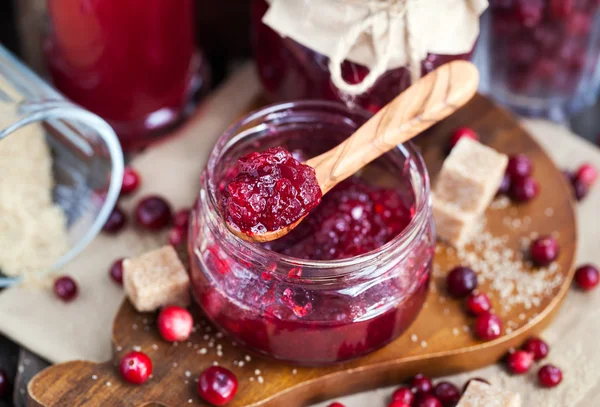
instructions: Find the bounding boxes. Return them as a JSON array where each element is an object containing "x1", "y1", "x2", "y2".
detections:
[{"x1": 328, "y1": 0, "x2": 421, "y2": 95}]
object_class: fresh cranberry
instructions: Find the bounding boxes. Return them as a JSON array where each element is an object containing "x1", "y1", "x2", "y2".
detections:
[
  {"x1": 328, "y1": 403, "x2": 346, "y2": 407},
  {"x1": 538, "y1": 364, "x2": 562, "y2": 388},
  {"x1": 474, "y1": 313, "x2": 503, "y2": 341},
  {"x1": 103, "y1": 206, "x2": 127, "y2": 234},
  {"x1": 391, "y1": 387, "x2": 414, "y2": 405},
  {"x1": 433, "y1": 382, "x2": 460, "y2": 406},
  {"x1": 522, "y1": 337, "x2": 549, "y2": 360},
  {"x1": 506, "y1": 350, "x2": 534, "y2": 374},
  {"x1": 530, "y1": 236, "x2": 559, "y2": 266},
  {"x1": 53, "y1": 276, "x2": 78, "y2": 302},
  {"x1": 0, "y1": 369, "x2": 10, "y2": 398},
  {"x1": 198, "y1": 366, "x2": 238, "y2": 406},
  {"x1": 410, "y1": 373, "x2": 433, "y2": 395},
  {"x1": 222, "y1": 147, "x2": 322, "y2": 234},
  {"x1": 465, "y1": 292, "x2": 492, "y2": 316},
  {"x1": 509, "y1": 176, "x2": 539, "y2": 202},
  {"x1": 157, "y1": 305, "x2": 193, "y2": 342},
  {"x1": 135, "y1": 195, "x2": 173, "y2": 230},
  {"x1": 109, "y1": 258, "x2": 125, "y2": 285},
  {"x1": 173, "y1": 208, "x2": 191, "y2": 229},
  {"x1": 414, "y1": 393, "x2": 442, "y2": 407},
  {"x1": 449, "y1": 127, "x2": 478, "y2": 149},
  {"x1": 168, "y1": 226, "x2": 187, "y2": 246},
  {"x1": 574, "y1": 264, "x2": 600, "y2": 290},
  {"x1": 566, "y1": 12, "x2": 591, "y2": 36},
  {"x1": 572, "y1": 178, "x2": 589, "y2": 201},
  {"x1": 515, "y1": 0, "x2": 543, "y2": 27},
  {"x1": 506, "y1": 154, "x2": 533, "y2": 179},
  {"x1": 121, "y1": 167, "x2": 141, "y2": 195},
  {"x1": 119, "y1": 351, "x2": 152, "y2": 385},
  {"x1": 462, "y1": 378, "x2": 490, "y2": 393},
  {"x1": 575, "y1": 163, "x2": 598, "y2": 187},
  {"x1": 446, "y1": 266, "x2": 478, "y2": 298},
  {"x1": 497, "y1": 173, "x2": 511, "y2": 195}
]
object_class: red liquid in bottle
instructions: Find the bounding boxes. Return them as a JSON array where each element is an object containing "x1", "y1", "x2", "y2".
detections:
[{"x1": 45, "y1": 0, "x2": 206, "y2": 150}]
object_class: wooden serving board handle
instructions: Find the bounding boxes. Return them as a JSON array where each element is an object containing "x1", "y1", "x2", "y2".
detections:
[{"x1": 307, "y1": 60, "x2": 479, "y2": 194}]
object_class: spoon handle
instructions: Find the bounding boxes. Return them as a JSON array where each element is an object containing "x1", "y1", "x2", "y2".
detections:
[{"x1": 306, "y1": 60, "x2": 479, "y2": 194}]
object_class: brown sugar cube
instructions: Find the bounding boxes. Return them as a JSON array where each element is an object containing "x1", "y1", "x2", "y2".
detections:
[
  {"x1": 434, "y1": 138, "x2": 508, "y2": 214},
  {"x1": 123, "y1": 246, "x2": 190, "y2": 312},
  {"x1": 457, "y1": 381, "x2": 521, "y2": 407},
  {"x1": 432, "y1": 195, "x2": 478, "y2": 247}
]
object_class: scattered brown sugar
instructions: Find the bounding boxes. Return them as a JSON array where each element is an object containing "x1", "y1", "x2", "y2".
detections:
[{"x1": 0, "y1": 121, "x2": 68, "y2": 277}]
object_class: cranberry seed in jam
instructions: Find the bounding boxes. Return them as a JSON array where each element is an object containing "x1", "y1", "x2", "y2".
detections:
[{"x1": 221, "y1": 147, "x2": 322, "y2": 235}]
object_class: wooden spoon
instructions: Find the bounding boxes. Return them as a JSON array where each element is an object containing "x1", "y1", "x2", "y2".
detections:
[{"x1": 229, "y1": 60, "x2": 480, "y2": 243}]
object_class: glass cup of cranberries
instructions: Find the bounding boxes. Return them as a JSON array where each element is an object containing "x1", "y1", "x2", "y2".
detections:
[{"x1": 484, "y1": 0, "x2": 600, "y2": 119}]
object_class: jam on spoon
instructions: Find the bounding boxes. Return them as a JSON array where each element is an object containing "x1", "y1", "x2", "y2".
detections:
[{"x1": 222, "y1": 61, "x2": 479, "y2": 242}]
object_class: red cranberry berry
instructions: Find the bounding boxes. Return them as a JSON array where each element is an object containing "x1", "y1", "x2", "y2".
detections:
[
  {"x1": 515, "y1": 0, "x2": 543, "y2": 27},
  {"x1": 462, "y1": 378, "x2": 490, "y2": 393},
  {"x1": 414, "y1": 393, "x2": 442, "y2": 407},
  {"x1": 507, "y1": 154, "x2": 533, "y2": 179},
  {"x1": 549, "y1": 0, "x2": 573, "y2": 18},
  {"x1": 109, "y1": 258, "x2": 125, "y2": 285},
  {"x1": 522, "y1": 337, "x2": 549, "y2": 361},
  {"x1": 157, "y1": 305, "x2": 193, "y2": 342},
  {"x1": 391, "y1": 387, "x2": 414, "y2": 405},
  {"x1": 121, "y1": 167, "x2": 141, "y2": 195},
  {"x1": 538, "y1": 364, "x2": 562, "y2": 388},
  {"x1": 449, "y1": 127, "x2": 478, "y2": 149},
  {"x1": 53, "y1": 276, "x2": 78, "y2": 302},
  {"x1": 388, "y1": 403, "x2": 410, "y2": 407},
  {"x1": 327, "y1": 403, "x2": 346, "y2": 407},
  {"x1": 506, "y1": 350, "x2": 534, "y2": 374},
  {"x1": 530, "y1": 236, "x2": 559, "y2": 266},
  {"x1": 198, "y1": 366, "x2": 238, "y2": 406},
  {"x1": 574, "y1": 264, "x2": 600, "y2": 291},
  {"x1": 433, "y1": 381, "x2": 460, "y2": 406},
  {"x1": 497, "y1": 173, "x2": 511, "y2": 195},
  {"x1": 135, "y1": 195, "x2": 173, "y2": 230},
  {"x1": 510, "y1": 176, "x2": 539, "y2": 202},
  {"x1": 0, "y1": 369, "x2": 10, "y2": 398},
  {"x1": 446, "y1": 266, "x2": 478, "y2": 298},
  {"x1": 575, "y1": 163, "x2": 598, "y2": 187},
  {"x1": 410, "y1": 373, "x2": 433, "y2": 395},
  {"x1": 119, "y1": 351, "x2": 152, "y2": 385},
  {"x1": 103, "y1": 206, "x2": 127, "y2": 234},
  {"x1": 173, "y1": 208, "x2": 191, "y2": 229},
  {"x1": 572, "y1": 178, "x2": 589, "y2": 201},
  {"x1": 474, "y1": 313, "x2": 503, "y2": 341},
  {"x1": 465, "y1": 292, "x2": 492, "y2": 316},
  {"x1": 168, "y1": 226, "x2": 187, "y2": 246}
]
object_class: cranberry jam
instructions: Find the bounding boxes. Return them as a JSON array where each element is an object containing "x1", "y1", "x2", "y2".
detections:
[
  {"x1": 252, "y1": 0, "x2": 473, "y2": 111},
  {"x1": 221, "y1": 147, "x2": 322, "y2": 235},
  {"x1": 190, "y1": 102, "x2": 434, "y2": 365}
]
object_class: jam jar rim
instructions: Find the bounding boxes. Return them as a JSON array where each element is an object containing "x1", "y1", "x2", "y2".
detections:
[{"x1": 203, "y1": 100, "x2": 432, "y2": 276}]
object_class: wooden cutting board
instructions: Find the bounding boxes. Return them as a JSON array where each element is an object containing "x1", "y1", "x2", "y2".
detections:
[{"x1": 27, "y1": 94, "x2": 577, "y2": 407}]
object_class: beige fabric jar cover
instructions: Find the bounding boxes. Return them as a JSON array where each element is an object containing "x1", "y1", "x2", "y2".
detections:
[{"x1": 263, "y1": 0, "x2": 488, "y2": 95}]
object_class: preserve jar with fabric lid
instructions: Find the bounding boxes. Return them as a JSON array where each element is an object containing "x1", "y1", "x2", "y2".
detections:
[
  {"x1": 188, "y1": 101, "x2": 435, "y2": 365},
  {"x1": 484, "y1": 0, "x2": 600, "y2": 119},
  {"x1": 252, "y1": 0, "x2": 487, "y2": 111}
]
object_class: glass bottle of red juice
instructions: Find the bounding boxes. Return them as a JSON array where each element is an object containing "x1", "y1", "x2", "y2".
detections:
[{"x1": 44, "y1": 0, "x2": 208, "y2": 150}]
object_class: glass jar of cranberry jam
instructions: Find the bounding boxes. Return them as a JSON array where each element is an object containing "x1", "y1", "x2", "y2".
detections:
[
  {"x1": 486, "y1": 0, "x2": 600, "y2": 119},
  {"x1": 189, "y1": 101, "x2": 434, "y2": 365},
  {"x1": 251, "y1": 0, "x2": 478, "y2": 112}
]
